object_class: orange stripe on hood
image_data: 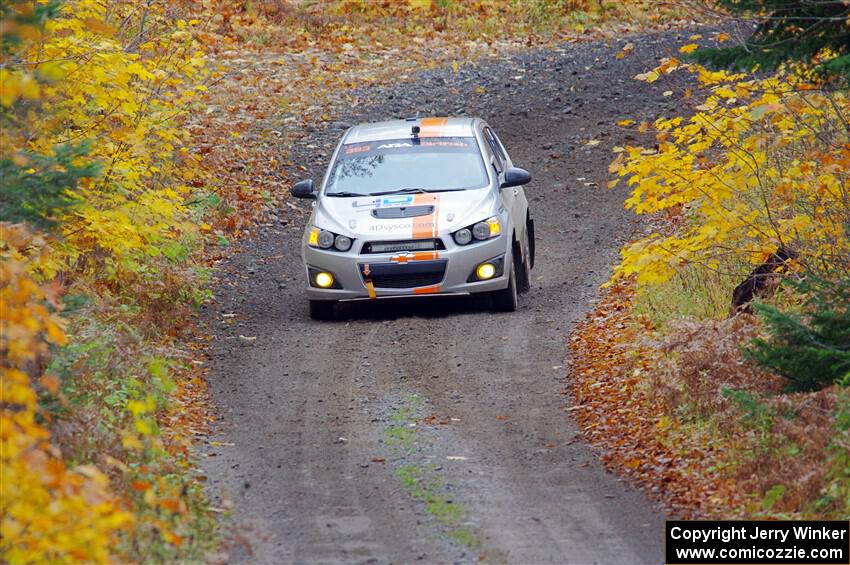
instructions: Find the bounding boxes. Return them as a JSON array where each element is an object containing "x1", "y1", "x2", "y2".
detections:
[
  {"x1": 418, "y1": 117, "x2": 448, "y2": 138},
  {"x1": 412, "y1": 193, "x2": 438, "y2": 239}
]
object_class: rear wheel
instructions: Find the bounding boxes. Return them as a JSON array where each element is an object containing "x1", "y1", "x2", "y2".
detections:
[
  {"x1": 309, "y1": 300, "x2": 336, "y2": 321},
  {"x1": 491, "y1": 258, "x2": 518, "y2": 312}
]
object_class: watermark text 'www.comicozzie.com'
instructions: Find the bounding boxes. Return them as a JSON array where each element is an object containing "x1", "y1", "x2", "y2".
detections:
[{"x1": 666, "y1": 521, "x2": 849, "y2": 565}]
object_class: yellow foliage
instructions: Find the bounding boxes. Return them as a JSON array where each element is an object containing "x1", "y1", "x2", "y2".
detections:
[
  {"x1": 6, "y1": 0, "x2": 209, "y2": 278},
  {"x1": 611, "y1": 64, "x2": 850, "y2": 287},
  {"x1": 1, "y1": 1, "x2": 213, "y2": 561}
]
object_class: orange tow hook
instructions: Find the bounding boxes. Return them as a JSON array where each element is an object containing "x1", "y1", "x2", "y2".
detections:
[{"x1": 363, "y1": 264, "x2": 376, "y2": 300}]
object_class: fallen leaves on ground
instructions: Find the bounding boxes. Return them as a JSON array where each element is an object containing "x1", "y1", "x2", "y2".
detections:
[
  {"x1": 567, "y1": 277, "x2": 848, "y2": 519},
  {"x1": 566, "y1": 279, "x2": 748, "y2": 517}
]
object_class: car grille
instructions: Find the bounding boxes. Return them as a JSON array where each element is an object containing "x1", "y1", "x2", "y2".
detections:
[
  {"x1": 372, "y1": 205, "x2": 434, "y2": 219},
  {"x1": 361, "y1": 239, "x2": 445, "y2": 254},
  {"x1": 371, "y1": 272, "x2": 443, "y2": 289},
  {"x1": 360, "y1": 260, "x2": 446, "y2": 289}
]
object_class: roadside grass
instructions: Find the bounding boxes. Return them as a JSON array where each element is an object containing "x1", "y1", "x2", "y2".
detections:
[
  {"x1": 383, "y1": 397, "x2": 482, "y2": 553},
  {"x1": 632, "y1": 263, "x2": 739, "y2": 329},
  {"x1": 396, "y1": 463, "x2": 480, "y2": 552},
  {"x1": 383, "y1": 394, "x2": 422, "y2": 453},
  {"x1": 42, "y1": 273, "x2": 220, "y2": 562}
]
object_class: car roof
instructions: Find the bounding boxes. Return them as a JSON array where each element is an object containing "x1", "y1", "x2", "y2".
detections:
[{"x1": 343, "y1": 117, "x2": 478, "y2": 144}]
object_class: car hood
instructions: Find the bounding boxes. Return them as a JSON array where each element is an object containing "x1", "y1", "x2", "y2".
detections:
[{"x1": 314, "y1": 189, "x2": 497, "y2": 241}]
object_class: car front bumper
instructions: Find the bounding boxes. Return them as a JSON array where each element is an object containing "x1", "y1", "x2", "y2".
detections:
[{"x1": 303, "y1": 235, "x2": 511, "y2": 302}]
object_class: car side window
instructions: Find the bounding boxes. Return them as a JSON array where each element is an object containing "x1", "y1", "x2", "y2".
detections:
[
  {"x1": 491, "y1": 129, "x2": 510, "y2": 165},
  {"x1": 483, "y1": 127, "x2": 506, "y2": 172}
]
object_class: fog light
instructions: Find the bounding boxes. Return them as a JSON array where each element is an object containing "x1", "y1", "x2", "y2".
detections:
[
  {"x1": 314, "y1": 271, "x2": 334, "y2": 288},
  {"x1": 476, "y1": 262, "x2": 496, "y2": 280}
]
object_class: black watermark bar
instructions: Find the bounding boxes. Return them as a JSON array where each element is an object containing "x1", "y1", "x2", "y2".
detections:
[{"x1": 666, "y1": 521, "x2": 850, "y2": 565}]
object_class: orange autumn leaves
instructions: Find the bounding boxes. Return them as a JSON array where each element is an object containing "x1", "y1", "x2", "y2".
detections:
[
  {"x1": 567, "y1": 281, "x2": 748, "y2": 516},
  {"x1": 1, "y1": 226, "x2": 134, "y2": 564}
]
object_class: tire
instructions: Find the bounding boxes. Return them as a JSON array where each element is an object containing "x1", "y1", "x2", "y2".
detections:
[
  {"x1": 309, "y1": 300, "x2": 336, "y2": 321},
  {"x1": 491, "y1": 258, "x2": 518, "y2": 312},
  {"x1": 517, "y1": 231, "x2": 532, "y2": 294}
]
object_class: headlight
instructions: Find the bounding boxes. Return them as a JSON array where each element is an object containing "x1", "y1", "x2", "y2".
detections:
[
  {"x1": 454, "y1": 228, "x2": 472, "y2": 245},
  {"x1": 453, "y1": 216, "x2": 501, "y2": 245},
  {"x1": 308, "y1": 227, "x2": 354, "y2": 252},
  {"x1": 334, "y1": 235, "x2": 352, "y2": 251},
  {"x1": 472, "y1": 221, "x2": 490, "y2": 240},
  {"x1": 317, "y1": 230, "x2": 334, "y2": 249}
]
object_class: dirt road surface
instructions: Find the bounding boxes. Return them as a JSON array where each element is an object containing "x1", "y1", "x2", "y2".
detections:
[{"x1": 201, "y1": 30, "x2": 695, "y2": 564}]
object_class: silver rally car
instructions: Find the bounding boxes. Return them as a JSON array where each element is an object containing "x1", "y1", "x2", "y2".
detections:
[{"x1": 290, "y1": 117, "x2": 535, "y2": 320}]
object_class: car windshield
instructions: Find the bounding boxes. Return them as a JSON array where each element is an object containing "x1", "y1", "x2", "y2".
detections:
[{"x1": 324, "y1": 137, "x2": 487, "y2": 196}]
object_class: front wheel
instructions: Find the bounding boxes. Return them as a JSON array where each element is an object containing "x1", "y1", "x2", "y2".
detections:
[
  {"x1": 490, "y1": 261, "x2": 518, "y2": 312},
  {"x1": 309, "y1": 300, "x2": 336, "y2": 321},
  {"x1": 517, "y1": 230, "x2": 532, "y2": 294}
]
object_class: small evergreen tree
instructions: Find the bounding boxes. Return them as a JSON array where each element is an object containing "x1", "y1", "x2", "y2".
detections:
[
  {"x1": 0, "y1": 143, "x2": 98, "y2": 230},
  {"x1": 745, "y1": 276, "x2": 850, "y2": 392},
  {"x1": 693, "y1": 0, "x2": 850, "y2": 80}
]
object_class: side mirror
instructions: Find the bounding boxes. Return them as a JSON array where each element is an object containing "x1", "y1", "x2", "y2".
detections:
[
  {"x1": 501, "y1": 167, "x2": 532, "y2": 189},
  {"x1": 290, "y1": 179, "x2": 316, "y2": 199}
]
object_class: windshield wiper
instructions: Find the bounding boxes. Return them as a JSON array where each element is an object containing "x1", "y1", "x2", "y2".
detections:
[
  {"x1": 367, "y1": 187, "x2": 469, "y2": 196},
  {"x1": 330, "y1": 187, "x2": 467, "y2": 197},
  {"x1": 366, "y1": 188, "x2": 430, "y2": 196}
]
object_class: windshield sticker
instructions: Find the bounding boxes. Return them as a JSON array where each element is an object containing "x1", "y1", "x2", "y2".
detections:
[
  {"x1": 375, "y1": 140, "x2": 470, "y2": 150},
  {"x1": 351, "y1": 195, "x2": 415, "y2": 209},
  {"x1": 344, "y1": 144, "x2": 371, "y2": 155},
  {"x1": 339, "y1": 137, "x2": 477, "y2": 160}
]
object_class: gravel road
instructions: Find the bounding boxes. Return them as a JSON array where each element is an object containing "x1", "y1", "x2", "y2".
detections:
[{"x1": 201, "y1": 29, "x2": 697, "y2": 564}]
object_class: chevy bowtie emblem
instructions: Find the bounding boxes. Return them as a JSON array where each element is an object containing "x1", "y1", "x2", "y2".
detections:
[{"x1": 363, "y1": 263, "x2": 371, "y2": 276}]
